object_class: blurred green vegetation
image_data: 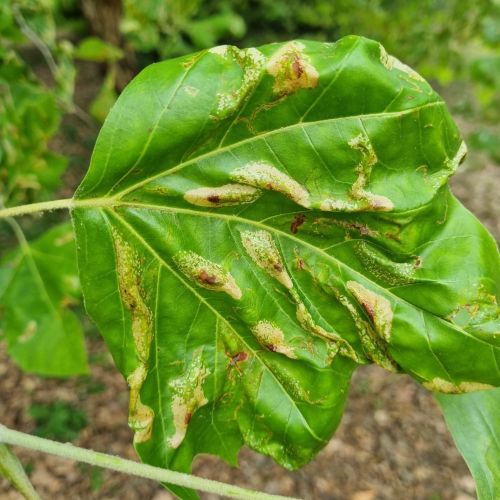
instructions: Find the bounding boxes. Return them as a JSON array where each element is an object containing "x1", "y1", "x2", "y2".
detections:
[{"x1": 29, "y1": 401, "x2": 87, "y2": 441}]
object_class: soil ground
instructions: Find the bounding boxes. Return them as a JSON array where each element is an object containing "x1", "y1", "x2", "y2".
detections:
[{"x1": 1, "y1": 62, "x2": 499, "y2": 500}]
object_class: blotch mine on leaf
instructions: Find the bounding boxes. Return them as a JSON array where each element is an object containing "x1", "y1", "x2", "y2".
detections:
[
  {"x1": 290, "y1": 288, "x2": 360, "y2": 363},
  {"x1": 320, "y1": 133, "x2": 393, "y2": 212},
  {"x1": 379, "y1": 45, "x2": 425, "y2": 81},
  {"x1": 174, "y1": 251, "x2": 242, "y2": 299},
  {"x1": 240, "y1": 229, "x2": 293, "y2": 289},
  {"x1": 231, "y1": 162, "x2": 311, "y2": 208},
  {"x1": 127, "y1": 365, "x2": 154, "y2": 443},
  {"x1": 252, "y1": 320, "x2": 297, "y2": 359},
  {"x1": 337, "y1": 292, "x2": 397, "y2": 372},
  {"x1": 112, "y1": 231, "x2": 155, "y2": 443},
  {"x1": 184, "y1": 184, "x2": 261, "y2": 207},
  {"x1": 354, "y1": 241, "x2": 417, "y2": 286},
  {"x1": 113, "y1": 230, "x2": 153, "y2": 362},
  {"x1": 423, "y1": 378, "x2": 494, "y2": 394},
  {"x1": 266, "y1": 41, "x2": 319, "y2": 96},
  {"x1": 168, "y1": 350, "x2": 209, "y2": 448},
  {"x1": 346, "y1": 281, "x2": 393, "y2": 343},
  {"x1": 210, "y1": 46, "x2": 266, "y2": 119}
]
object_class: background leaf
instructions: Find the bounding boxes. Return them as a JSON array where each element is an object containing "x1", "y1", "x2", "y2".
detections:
[
  {"x1": 0, "y1": 222, "x2": 88, "y2": 377},
  {"x1": 72, "y1": 37, "x2": 499, "y2": 497},
  {"x1": 436, "y1": 389, "x2": 500, "y2": 500}
]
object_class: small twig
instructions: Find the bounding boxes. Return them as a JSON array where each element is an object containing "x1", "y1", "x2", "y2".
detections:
[
  {"x1": 0, "y1": 425, "x2": 299, "y2": 500},
  {"x1": 12, "y1": 5, "x2": 59, "y2": 78}
]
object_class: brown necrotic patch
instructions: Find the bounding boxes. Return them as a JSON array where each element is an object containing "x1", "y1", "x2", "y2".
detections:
[
  {"x1": 266, "y1": 41, "x2": 319, "y2": 96},
  {"x1": 174, "y1": 250, "x2": 242, "y2": 300},
  {"x1": 290, "y1": 214, "x2": 306, "y2": 234},
  {"x1": 184, "y1": 184, "x2": 261, "y2": 207}
]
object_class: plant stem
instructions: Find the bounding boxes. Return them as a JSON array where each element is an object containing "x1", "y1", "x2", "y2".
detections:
[
  {"x1": 0, "y1": 198, "x2": 120, "y2": 219},
  {"x1": 0, "y1": 425, "x2": 298, "y2": 500},
  {"x1": 0, "y1": 444, "x2": 41, "y2": 500},
  {"x1": 0, "y1": 199, "x2": 74, "y2": 219}
]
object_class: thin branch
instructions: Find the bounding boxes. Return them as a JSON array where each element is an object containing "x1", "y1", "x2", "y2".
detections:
[
  {"x1": 0, "y1": 198, "x2": 75, "y2": 219},
  {"x1": 0, "y1": 425, "x2": 299, "y2": 500},
  {"x1": 12, "y1": 5, "x2": 59, "y2": 77}
]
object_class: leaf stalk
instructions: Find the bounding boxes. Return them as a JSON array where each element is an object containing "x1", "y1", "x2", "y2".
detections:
[{"x1": 0, "y1": 425, "x2": 299, "y2": 500}]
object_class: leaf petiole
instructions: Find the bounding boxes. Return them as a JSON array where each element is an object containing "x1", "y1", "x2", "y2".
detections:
[{"x1": 0, "y1": 425, "x2": 299, "y2": 500}]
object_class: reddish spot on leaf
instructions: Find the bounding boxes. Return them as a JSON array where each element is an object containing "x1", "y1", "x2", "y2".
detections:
[
  {"x1": 198, "y1": 270, "x2": 218, "y2": 285},
  {"x1": 290, "y1": 214, "x2": 306, "y2": 234},
  {"x1": 207, "y1": 195, "x2": 220, "y2": 203}
]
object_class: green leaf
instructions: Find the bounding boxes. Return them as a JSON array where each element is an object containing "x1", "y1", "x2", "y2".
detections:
[
  {"x1": 436, "y1": 389, "x2": 500, "y2": 500},
  {"x1": 74, "y1": 37, "x2": 124, "y2": 63},
  {"x1": 0, "y1": 222, "x2": 88, "y2": 376},
  {"x1": 71, "y1": 36, "x2": 499, "y2": 496}
]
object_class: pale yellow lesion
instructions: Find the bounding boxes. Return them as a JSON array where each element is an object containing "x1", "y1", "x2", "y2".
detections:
[
  {"x1": 231, "y1": 162, "x2": 310, "y2": 208},
  {"x1": 240, "y1": 229, "x2": 293, "y2": 289},
  {"x1": 184, "y1": 184, "x2": 261, "y2": 207},
  {"x1": 174, "y1": 250, "x2": 242, "y2": 300},
  {"x1": 423, "y1": 377, "x2": 494, "y2": 394},
  {"x1": 379, "y1": 44, "x2": 425, "y2": 82},
  {"x1": 127, "y1": 365, "x2": 154, "y2": 443},
  {"x1": 291, "y1": 289, "x2": 361, "y2": 363},
  {"x1": 168, "y1": 350, "x2": 210, "y2": 448},
  {"x1": 354, "y1": 241, "x2": 418, "y2": 287},
  {"x1": 266, "y1": 41, "x2": 319, "y2": 96},
  {"x1": 346, "y1": 281, "x2": 393, "y2": 343},
  {"x1": 336, "y1": 291, "x2": 397, "y2": 372},
  {"x1": 320, "y1": 133, "x2": 393, "y2": 213},
  {"x1": 113, "y1": 231, "x2": 155, "y2": 443},
  {"x1": 252, "y1": 320, "x2": 296, "y2": 359},
  {"x1": 209, "y1": 46, "x2": 266, "y2": 119}
]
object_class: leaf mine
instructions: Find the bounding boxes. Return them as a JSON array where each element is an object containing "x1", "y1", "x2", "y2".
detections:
[
  {"x1": 240, "y1": 229, "x2": 293, "y2": 289},
  {"x1": 336, "y1": 291, "x2": 397, "y2": 372},
  {"x1": 354, "y1": 241, "x2": 418, "y2": 286},
  {"x1": 346, "y1": 281, "x2": 393, "y2": 343},
  {"x1": 379, "y1": 44, "x2": 425, "y2": 82},
  {"x1": 113, "y1": 230, "x2": 154, "y2": 443},
  {"x1": 231, "y1": 162, "x2": 311, "y2": 208},
  {"x1": 174, "y1": 251, "x2": 242, "y2": 300},
  {"x1": 320, "y1": 133, "x2": 393, "y2": 212},
  {"x1": 423, "y1": 378, "x2": 494, "y2": 394},
  {"x1": 290, "y1": 289, "x2": 360, "y2": 363},
  {"x1": 168, "y1": 350, "x2": 210, "y2": 448},
  {"x1": 209, "y1": 46, "x2": 266, "y2": 119},
  {"x1": 266, "y1": 41, "x2": 319, "y2": 96},
  {"x1": 184, "y1": 184, "x2": 261, "y2": 207},
  {"x1": 251, "y1": 320, "x2": 297, "y2": 359}
]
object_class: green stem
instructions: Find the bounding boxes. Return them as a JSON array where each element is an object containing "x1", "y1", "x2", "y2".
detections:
[
  {"x1": 0, "y1": 444, "x2": 41, "y2": 500},
  {"x1": 0, "y1": 425, "x2": 298, "y2": 500},
  {"x1": 0, "y1": 198, "x2": 117, "y2": 219}
]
